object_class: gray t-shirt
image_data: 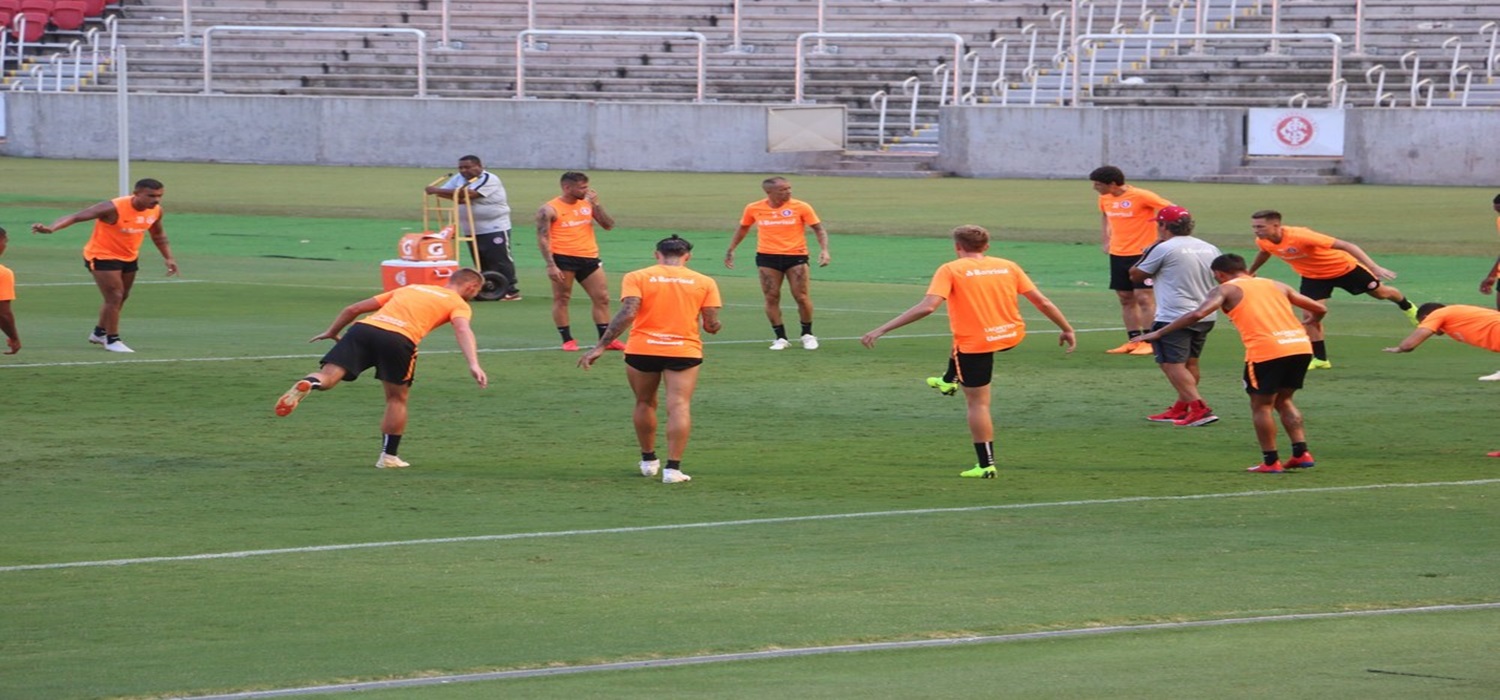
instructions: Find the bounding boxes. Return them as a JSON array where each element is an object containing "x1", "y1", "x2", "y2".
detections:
[
  {"x1": 1135, "y1": 235, "x2": 1222, "y2": 323},
  {"x1": 444, "y1": 170, "x2": 511, "y2": 234}
]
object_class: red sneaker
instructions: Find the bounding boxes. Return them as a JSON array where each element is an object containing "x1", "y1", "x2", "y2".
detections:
[
  {"x1": 561, "y1": 339, "x2": 580, "y2": 352},
  {"x1": 1148, "y1": 401, "x2": 1189, "y2": 423},
  {"x1": 1246, "y1": 461, "x2": 1285, "y2": 473},
  {"x1": 1173, "y1": 401, "x2": 1219, "y2": 427},
  {"x1": 1284, "y1": 452, "x2": 1316, "y2": 470},
  {"x1": 1487, "y1": 451, "x2": 1500, "y2": 458},
  {"x1": 605, "y1": 339, "x2": 627, "y2": 351}
]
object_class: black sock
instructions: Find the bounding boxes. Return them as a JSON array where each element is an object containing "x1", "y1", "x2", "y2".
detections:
[
  {"x1": 558, "y1": 326, "x2": 574, "y2": 343},
  {"x1": 666, "y1": 459, "x2": 681, "y2": 471},
  {"x1": 383, "y1": 434, "x2": 403, "y2": 456},
  {"x1": 1291, "y1": 442, "x2": 1308, "y2": 458},
  {"x1": 106, "y1": 334, "x2": 121, "y2": 344},
  {"x1": 944, "y1": 358, "x2": 958, "y2": 384},
  {"x1": 595, "y1": 323, "x2": 608, "y2": 338},
  {"x1": 302, "y1": 376, "x2": 322, "y2": 390},
  {"x1": 1263, "y1": 450, "x2": 1280, "y2": 465},
  {"x1": 1128, "y1": 330, "x2": 1143, "y2": 340},
  {"x1": 974, "y1": 442, "x2": 995, "y2": 468},
  {"x1": 1312, "y1": 340, "x2": 1327, "y2": 360},
  {"x1": 93, "y1": 326, "x2": 106, "y2": 336},
  {"x1": 800, "y1": 322, "x2": 813, "y2": 337},
  {"x1": 641, "y1": 451, "x2": 658, "y2": 462},
  {"x1": 1395, "y1": 297, "x2": 1413, "y2": 311},
  {"x1": 772, "y1": 324, "x2": 787, "y2": 340}
]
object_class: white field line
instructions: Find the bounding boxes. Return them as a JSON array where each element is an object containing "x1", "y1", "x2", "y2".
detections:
[
  {"x1": 0, "y1": 329, "x2": 1107, "y2": 369},
  {"x1": 4, "y1": 479, "x2": 1496, "y2": 574},
  {"x1": 16, "y1": 279, "x2": 206, "y2": 287},
  {"x1": 180, "y1": 602, "x2": 1500, "y2": 699}
]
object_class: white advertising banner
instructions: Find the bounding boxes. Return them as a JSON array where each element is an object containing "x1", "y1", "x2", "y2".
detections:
[{"x1": 1247, "y1": 108, "x2": 1345, "y2": 157}]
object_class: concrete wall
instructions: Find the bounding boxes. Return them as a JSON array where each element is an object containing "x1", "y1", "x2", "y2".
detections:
[
  {"x1": 4, "y1": 92, "x2": 1496, "y2": 185},
  {"x1": 0, "y1": 93, "x2": 841, "y2": 172},
  {"x1": 939, "y1": 105, "x2": 1499, "y2": 186}
]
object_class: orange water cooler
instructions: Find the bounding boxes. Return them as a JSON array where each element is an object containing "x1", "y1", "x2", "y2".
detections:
[{"x1": 380, "y1": 260, "x2": 460, "y2": 291}]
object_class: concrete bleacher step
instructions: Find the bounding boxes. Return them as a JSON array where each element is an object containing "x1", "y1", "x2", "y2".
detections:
[
  {"x1": 799, "y1": 151, "x2": 950, "y2": 178},
  {"x1": 1191, "y1": 157, "x2": 1360, "y2": 185}
]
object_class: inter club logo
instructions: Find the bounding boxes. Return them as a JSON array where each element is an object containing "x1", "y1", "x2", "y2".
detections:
[
  {"x1": 1275, "y1": 114, "x2": 1315, "y2": 149},
  {"x1": 780, "y1": 209, "x2": 793, "y2": 217}
]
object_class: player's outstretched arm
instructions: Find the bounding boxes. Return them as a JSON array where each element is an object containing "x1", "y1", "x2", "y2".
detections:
[
  {"x1": 1384, "y1": 327, "x2": 1434, "y2": 353},
  {"x1": 310, "y1": 298, "x2": 380, "y2": 342},
  {"x1": 1332, "y1": 239, "x2": 1395, "y2": 280},
  {"x1": 1139, "y1": 288, "x2": 1226, "y2": 343},
  {"x1": 1022, "y1": 289, "x2": 1077, "y2": 353},
  {"x1": 862, "y1": 294, "x2": 943, "y2": 348},
  {"x1": 450, "y1": 317, "x2": 487, "y2": 388},
  {"x1": 580, "y1": 297, "x2": 639, "y2": 369},
  {"x1": 31, "y1": 200, "x2": 117, "y2": 234}
]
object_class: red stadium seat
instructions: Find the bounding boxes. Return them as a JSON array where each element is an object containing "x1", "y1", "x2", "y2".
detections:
[
  {"x1": 12, "y1": 0, "x2": 50, "y2": 41},
  {"x1": 81, "y1": 0, "x2": 102, "y2": 15},
  {"x1": 50, "y1": 0, "x2": 84, "y2": 30},
  {"x1": 0, "y1": 0, "x2": 20, "y2": 30}
]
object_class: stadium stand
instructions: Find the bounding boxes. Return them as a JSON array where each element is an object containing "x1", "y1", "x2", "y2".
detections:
[{"x1": 7, "y1": 0, "x2": 1498, "y2": 155}]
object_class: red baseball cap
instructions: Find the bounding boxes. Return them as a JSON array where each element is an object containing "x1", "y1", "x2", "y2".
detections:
[{"x1": 1155, "y1": 205, "x2": 1191, "y2": 223}]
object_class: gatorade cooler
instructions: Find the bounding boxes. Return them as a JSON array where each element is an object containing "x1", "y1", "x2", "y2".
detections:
[
  {"x1": 398, "y1": 232, "x2": 457, "y2": 262},
  {"x1": 381, "y1": 259, "x2": 459, "y2": 291}
]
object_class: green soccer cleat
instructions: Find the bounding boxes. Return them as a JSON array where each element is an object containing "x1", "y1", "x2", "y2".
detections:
[
  {"x1": 960, "y1": 464, "x2": 997, "y2": 479},
  {"x1": 926, "y1": 377, "x2": 958, "y2": 396},
  {"x1": 1307, "y1": 358, "x2": 1333, "y2": 370},
  {"x1": 1403, "y1": 304, "x2": 1419, "y2": 326}
]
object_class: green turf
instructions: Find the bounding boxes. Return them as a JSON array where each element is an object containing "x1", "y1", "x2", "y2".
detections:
[{"x1": 0, "y1": 157, "x2": 1496, "y2": 699}]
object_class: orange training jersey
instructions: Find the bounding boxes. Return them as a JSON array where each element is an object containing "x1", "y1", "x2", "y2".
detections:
[
  {"x1": 357, "y1": 284, "x2": 473, "y2": 345},
  {"x1": 84, "y1": 196, "x2": 162, "y2": 262},
  {"x1": 0, "y1": 263, "x2": 14, "y2": 302},
  {"x1": 1222, "y1": 277, "x2": 1312, "y2": 362},
  {"x1": 740, "y1": 198, "x2": 821, "y2": 256},
  {"x1": 547, "y1": 196, "x2": 600, "y2": 258},
  {"x1": 1098, "y1": 186, "x2": 1172, "y2": 256},
  {"x1": 926, "y1": 256, "x2": 1036, "y2": 354},
  {"x1": 1255, "y1": 226, "x2": 1357, "y2": 280},
  {"x1": 621, "y1": 263, "x2": 722, "y2": 358},
  {"x1": 1420, "y1": 305, "x2": 1500, "y2": 352}
]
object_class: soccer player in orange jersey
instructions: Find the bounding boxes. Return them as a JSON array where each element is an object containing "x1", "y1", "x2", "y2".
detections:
[
  {"x1": 1090, "y1": 165, "x2": 1172, "y2": 356},
  {"x1": 725, "y1": 176, "x2": 830, "y2": 351},
  {"x1": 1140, "y1": 254, "x2": 1328, "y2": 473},
  {"x1": 861, "y1": 225, "x2": 1077, "y2": 479},
  {"x1": 31, "y1": 178, "x2": 178, "y2": 353},
  {"x1": 1246, "y1": 209, "x2": 1417, "y2": 370},
  {"x1": 0, "y1": 227, "x2": 19, "y2": 355},
  {"x1": 536, "y1": 171, "x2": 623, "y2": 352},
  {"x1": 273, "y1": 268, "x2": 488, "y2": 469},
  {"x1": 1385, "y1": 302, "x2": 1500, "y2": 456},
  {"x1": 579, "y1": 235, "x2": 722, "y2": 484},
  {"x1": 1477, "y1": 194, "x2": 1500, "y2": 380}
]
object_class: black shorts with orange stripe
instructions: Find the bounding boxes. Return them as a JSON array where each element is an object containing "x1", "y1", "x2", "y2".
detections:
[
  {"x1": 1242, "y1": 353, "x2": 1312, "y2": 395},
  {"x1": 85, "y1": 258, "x2": 140, "y2": 273},
  {"x1": 320, "y1": 323, "x2": 418, "y2": 385}
]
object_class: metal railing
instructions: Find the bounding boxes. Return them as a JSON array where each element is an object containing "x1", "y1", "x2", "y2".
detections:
[
  {"x1": 1069, "y1": 31, "x2": 1343, "y2": 106},
  {"x1": 202, "y1": 26, "x2": 428, "y2": 97},
  {"x1": 794, "y1": 32, "x2": 965, "y2": 105},
  {"x1": 515, "y1": 30, "x2": 707, "y2": 101}
]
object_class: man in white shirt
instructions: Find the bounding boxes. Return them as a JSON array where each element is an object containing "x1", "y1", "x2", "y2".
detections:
[{"x1": 426, "y1": 154, "x2": 520, "y2": 301}]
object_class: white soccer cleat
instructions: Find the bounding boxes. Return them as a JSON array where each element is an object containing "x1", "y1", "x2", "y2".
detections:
[
  {"x1": 104, "y1": 340, "x2": 135, "y2": 353},
  {"x1": 768, "y1": 338, "x2": 791, "y2": 350},
  {"x1": 639, "y1": 459, "x2": 661, "y2": 477},
  {"x1": 800, "y1": 334, "x2": 819, "y2": 350},
  {"x1": 375, "y1": 453, "x2": 411, "y2": 469},
  {"x1": 661, "y1": 468, "x2": 692, "y2": 484},
  {"x1": 88, "y1": 331, "x2": 106, "y2": 345},
  {"x1": 1480, "y1": 370, "x2": 1500, "y2": 382}
]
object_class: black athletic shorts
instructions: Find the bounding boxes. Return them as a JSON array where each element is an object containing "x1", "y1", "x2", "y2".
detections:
[
  {"x1": 756, "y1": 253, "x2": 810, "y2": 272},
  {"x1": 1149, "y1": 320, "x2": 1214, "y2": 364},
  {"x1": 553, "y1": 254, "x2": 603, "y2": 281},
  {"x1": 625, "y1": 354, "x2": 703, "y2": 373},
  {"x1": 1109, "y1": 254, "x2": 1152, "y2": 291},
  {"x1": 320, "y1": 323, "x2": 418, "y2": 385},
  {"x1": 1299, "y1": 266, "x2": 1380, "y2": 299},
  {"x1": 1243, "y1": 353, "x2": 1312, "y2": 395},
  {"x1": 950, "y1": 347, "x2": 1010, "y2": 388},
  {"x1": 85, "y1": 258, "x2": 140, "y2": 273}
]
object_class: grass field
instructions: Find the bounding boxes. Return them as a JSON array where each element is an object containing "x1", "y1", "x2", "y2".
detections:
[{"x1": 1, "y1": 157, "x2": 1497, "y2": 699}]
